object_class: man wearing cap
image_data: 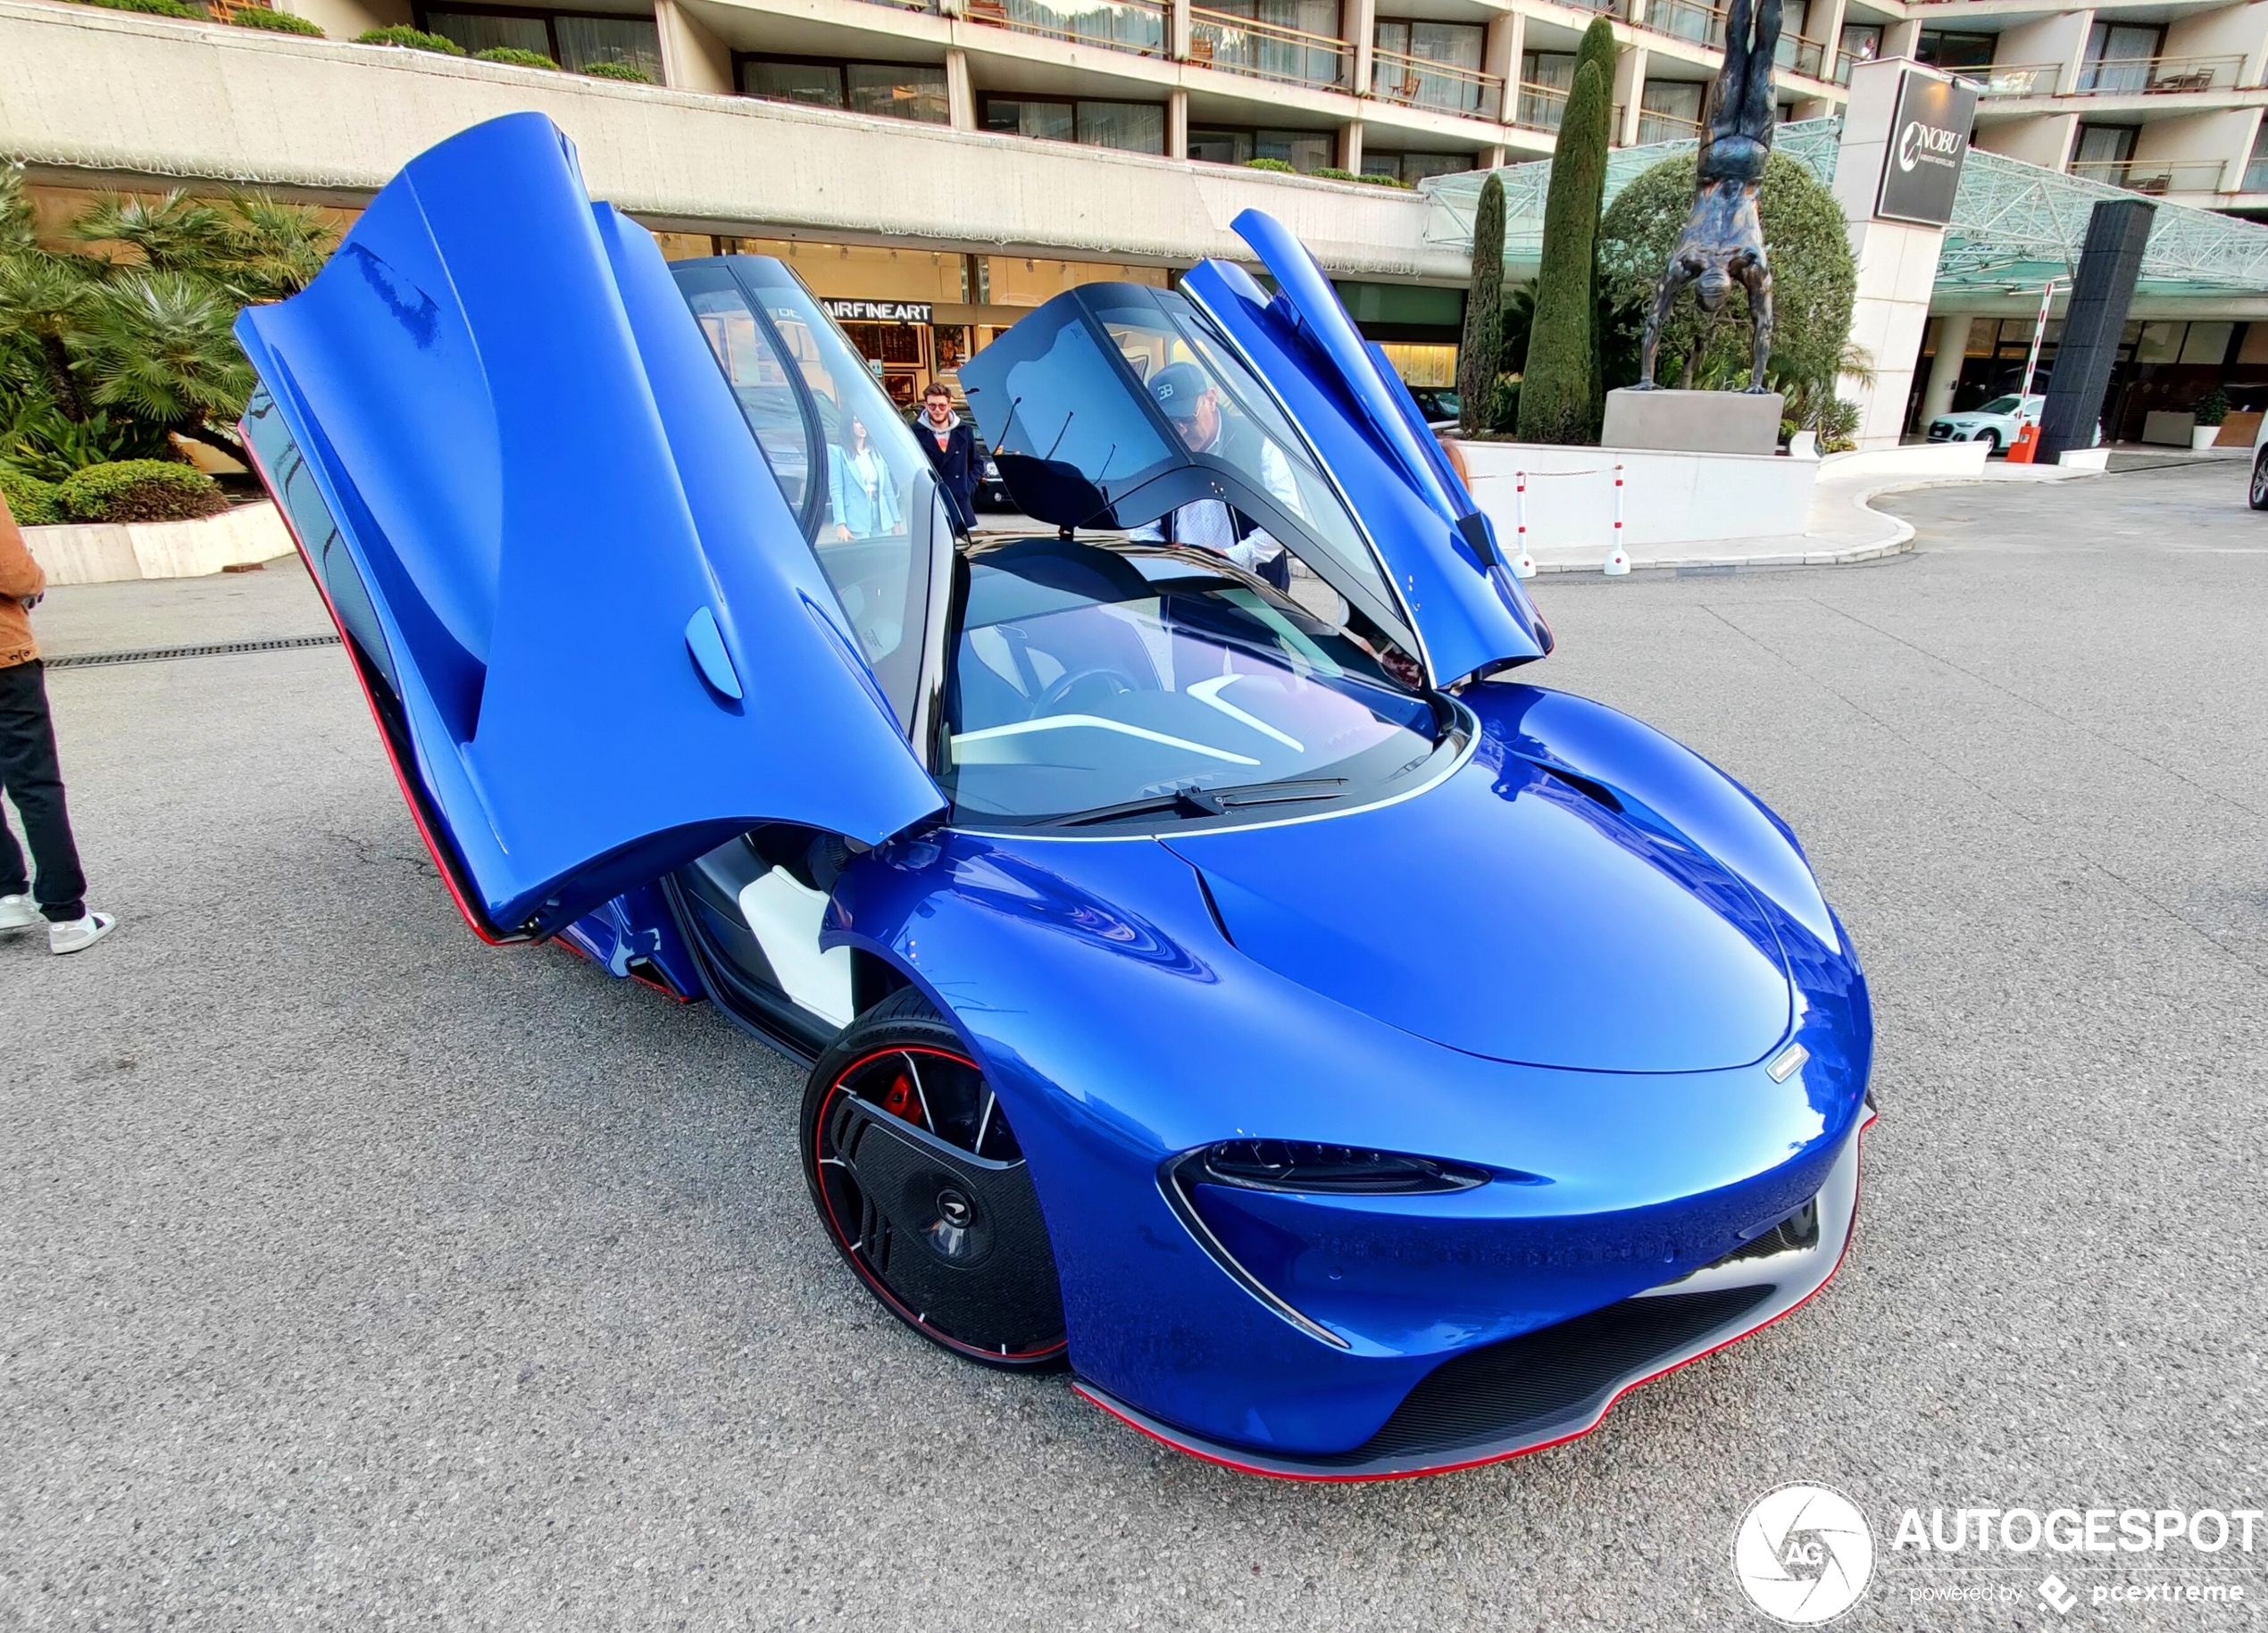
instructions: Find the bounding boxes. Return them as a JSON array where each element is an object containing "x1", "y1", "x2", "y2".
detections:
[{"x1": 1145, "y1": 361, "x2": 1302, "y2": 591}]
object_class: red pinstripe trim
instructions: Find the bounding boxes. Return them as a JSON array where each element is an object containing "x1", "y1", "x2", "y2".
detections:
[
  {"x1": 240, "y1": 431, "x2": 521, "y2": 947},
  {"x1": 1074, "y1": 1112, "x2": 1877, "y2": 1481}
]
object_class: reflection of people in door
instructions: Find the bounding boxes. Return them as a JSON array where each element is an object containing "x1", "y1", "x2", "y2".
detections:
[
  {"x1": 1147, "y1": 362, "x2": 1299, "y2": 591},
  {"x1": 827, "y1": 415, "x2": 901, "y2": 541}
]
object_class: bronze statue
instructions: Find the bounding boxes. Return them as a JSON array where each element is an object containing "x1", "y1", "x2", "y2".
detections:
[{"x1": 1635, "y1": 0, "x2": 1779, "y2": 392}]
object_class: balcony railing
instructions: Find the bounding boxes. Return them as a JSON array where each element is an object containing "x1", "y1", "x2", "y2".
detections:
[
  {"x1": 1834, "y1": 48, "x2": 1870, "y2": 85},
  {"x1": 1635, "y1": 106, "x2": 1704, "y2": 143},
  {"x1": 1513, "y1": 79, "x2": 1568, "y2": 132},
  {"x1": 1188, "y1": 7, "x2": 1347, "y2": 88},
  {"x1": 2072, "y1": 52, "x2": 2247, "y2": 95},
  {"x1": 1773, "y1": 33, "x2": 1829, "y2": 79},
  {"x1": 1641, "y1": 0, "x2": 1724, "y2": 50},
  {"x1": 1372, "y1": 46, "x2": 1501, "y2": 119},
  {"x1": 2070, "y1": 157, "x2": 2228, "y2": 194},
  {"x1": 969, "y1": 0, "x2": 1167, "y2": 54},
  {"x1": 1971, "y1": 62, "x2": 2061, "y2": 96}
]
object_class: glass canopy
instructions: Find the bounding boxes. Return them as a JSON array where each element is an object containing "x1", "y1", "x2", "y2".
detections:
[{"x1": 1424, "y1": 117, "x2": 2268, "y2": 300}]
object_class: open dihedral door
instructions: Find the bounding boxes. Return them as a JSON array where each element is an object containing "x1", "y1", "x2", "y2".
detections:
[{"x1": 235, "y1": 113, "x2": 941, "y2": 940}]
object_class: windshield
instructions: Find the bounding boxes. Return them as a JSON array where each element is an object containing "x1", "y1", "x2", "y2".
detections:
[
  {"x1": 943, "y1": 538, "x2": 1446, "y2": 827},
  {"x1": 960, "y1": 285, "x2": 1402, "y2": 637},
  {"x1": 1978, "y1": 396, "x2": 2023, "y2": 413},
  {"x1": 671, "y1": 256, "x2": 939, "y2": 730}
]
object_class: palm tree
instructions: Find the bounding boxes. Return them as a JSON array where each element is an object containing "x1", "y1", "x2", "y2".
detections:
[
  {"x1": 220, "y1": 196, "x2": 336, "y2": 302},
  {"x1": 73, "y1": 271, "x2": 254, "y2": 459},
  {"x1": 69, "y1": 190, "x2": 235, "y2": 276},
  {"x1": 0, "y1": 253, "x2": 95, "y2": 421}
]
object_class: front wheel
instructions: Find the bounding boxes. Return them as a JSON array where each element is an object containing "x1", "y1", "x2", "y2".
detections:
[
  {"x1": 2249, "y1": 451, "x2": 2268, "y2": 511},
  {"x1": 1977, "y1": 429, "x2": 2000, "y2": 456},
  {"x1": 801, "y1": 987, "x2": 1069, "y2": 1370}
]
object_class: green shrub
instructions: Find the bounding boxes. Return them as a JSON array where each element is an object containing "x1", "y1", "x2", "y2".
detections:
[
  {"x1": 2194, "y1": 387, "x2": 2230, "y2": 425},
  {"x1": 1816, "y1": 397, "x2": 1860, "y2": 454},
  {"x1": 56, "y1": 459, "x2": 227, "y2": 523},
  {"x1": 0, "y1": 467, "x2": 63, "y2": 527},
  {"x1": 1310, "y1": 167, "x2": 1408, "y2": 188},
  {"x1": 231, "y1": 6, "x2": 323, "y2": 31},
  {"x1": 354, "y1": 24, "x2": 464, "y2": 52},
  {"x1": 0, "y1": 402, "x2": 174, "y2": 485},
  {"x1": 1516, "y1": 54, "x2": 1611, "y2": 445},
  {"x1": 1598, "y1": 151, "x2": 1856, "y2": 401},
  {"x1": 475, "y1": 44, "x2": 555, "y2": 67},
  {"x1": 580, "y1": 59, "x2": 652, "y2": 81},
  {"x1": 72, "y1": 0, "x2": 207, "y2": 18},
  {"x1": 1242, "y1": 158, "x2": 1298, "y2": 175}
]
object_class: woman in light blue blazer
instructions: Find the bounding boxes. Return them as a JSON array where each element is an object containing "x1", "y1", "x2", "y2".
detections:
[{"x1": 826, "y1": 415, "x2": 903, "y2": 541}]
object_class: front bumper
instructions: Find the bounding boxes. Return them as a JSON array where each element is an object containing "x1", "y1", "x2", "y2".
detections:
[{"x1": 1073, "y1": 1112, "x2": 1869, "y2": 1480}]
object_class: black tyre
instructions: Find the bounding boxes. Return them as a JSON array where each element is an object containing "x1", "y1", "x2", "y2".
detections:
[
  {"x1": 1977, "y1": 429, "x2": 2000, "y2": 456},
  {"x1": 801, "y1": 987, "x2": 1069, "y2": 1370},
  {"x1": 2250, "y1": 450, "x2": 2268, "y2": 511}
]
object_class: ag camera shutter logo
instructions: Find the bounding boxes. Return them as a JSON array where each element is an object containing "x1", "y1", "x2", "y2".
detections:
[{"x1": 1733, "y1": 1484, "x2": 1876, "y2": 1623}]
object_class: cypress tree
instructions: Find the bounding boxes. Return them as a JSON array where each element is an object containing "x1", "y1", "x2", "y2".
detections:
[
  {"x1": 1574, "y1": 17, "x2": 1617, "y2": 412},
  {"x1": 1455, "y1": 173, "x2": 1505, "y2": 437},
  {"x1": 1516, "y1": 54, "x2": 1612, "y2": 445}
]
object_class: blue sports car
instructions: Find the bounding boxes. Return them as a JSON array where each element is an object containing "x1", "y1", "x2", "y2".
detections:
[{"x1": 234, "y1": 114, "x2": 1873, "y2": 1479}]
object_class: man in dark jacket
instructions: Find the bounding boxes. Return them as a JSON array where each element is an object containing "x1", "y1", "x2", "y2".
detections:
[{"x1": 913, "y1": 381, "x2": 980, "y2": 531}]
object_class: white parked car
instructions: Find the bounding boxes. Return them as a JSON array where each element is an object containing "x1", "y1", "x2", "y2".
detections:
[
  {"x1": 2248, "y1": 410, "x2": 2268, "y2": 509},
  {"x1": 1925, "y1": 393, "x2": 2043, "y2": 455}
]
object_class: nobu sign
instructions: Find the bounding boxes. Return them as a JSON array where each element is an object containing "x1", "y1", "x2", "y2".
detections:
[{"x1": 1875, "y1": 69, "x2": 1978, "y2": 227}]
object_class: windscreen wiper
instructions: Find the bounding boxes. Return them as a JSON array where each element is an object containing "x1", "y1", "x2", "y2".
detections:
[{"x1": 1056, "y1": 777, "x2": 1349, "y2": 828}]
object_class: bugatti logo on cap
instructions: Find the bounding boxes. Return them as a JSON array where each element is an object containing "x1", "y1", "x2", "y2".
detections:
[{"x1": 1734, "y1": 1484, "x2": 1875, "y2": 1623}]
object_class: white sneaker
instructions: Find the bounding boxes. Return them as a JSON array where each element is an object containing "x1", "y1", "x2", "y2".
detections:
[
  {"x1": 48, "y1": 912, "x2": 116, "y2": 955},
  {"x1": 0, "y1": 894, "x2": 38, "y2": 931}
]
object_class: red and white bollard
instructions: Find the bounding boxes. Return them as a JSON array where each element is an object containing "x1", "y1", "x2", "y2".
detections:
[
  {"x1": 1512, "y1": 471, "x2": 1538, "y2": 579},
  {"x1": 1604, "y1": 462, "x2": 1630, "y2": 576}
]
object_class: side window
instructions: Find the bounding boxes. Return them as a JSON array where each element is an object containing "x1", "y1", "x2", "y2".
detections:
[{"x1": 685, "y1": 285, "x2": 818, "y2": 531}]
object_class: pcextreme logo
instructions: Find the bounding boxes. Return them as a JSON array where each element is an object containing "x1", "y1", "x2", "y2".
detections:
[{"x1": 1733, "y1": 1484, "x2": 1877, "y2": 1624}]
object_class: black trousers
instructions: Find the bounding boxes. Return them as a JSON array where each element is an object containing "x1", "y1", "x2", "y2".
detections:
[{"x1": 0, "y1": 661, "x2": 87, "y2": 922}]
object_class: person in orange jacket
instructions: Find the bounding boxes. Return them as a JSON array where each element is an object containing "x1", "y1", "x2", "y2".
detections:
[{"x1": 0, "y1": 488, "x2": 113, "y2": 954}]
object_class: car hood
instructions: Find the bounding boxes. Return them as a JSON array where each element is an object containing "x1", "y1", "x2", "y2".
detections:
[
  {"x1": 1163, "y1": 725, "x2": 1794, "y2": 1074},
  {"x1": 1934, "y1": 412, "x2": 2006, "y2": 428}
]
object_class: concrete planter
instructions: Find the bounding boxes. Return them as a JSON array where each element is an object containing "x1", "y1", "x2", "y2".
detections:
[
  {"x1": 23, "y1": 500, "x2": 294, "y2": 586},
  {"x1": 2192, "y1": 424, "x2": 2225, "y2": 451}
]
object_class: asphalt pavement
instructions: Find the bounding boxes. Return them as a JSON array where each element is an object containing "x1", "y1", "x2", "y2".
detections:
[{"x1": 3, "y1": 462, "x2": 2264, "y2": 1629}]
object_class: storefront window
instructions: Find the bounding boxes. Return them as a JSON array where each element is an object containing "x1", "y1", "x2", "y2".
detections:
[
  {"x1": 1188, "y1": 128, "x2": 1334, "y2": 171},
  {"x1": 1361, "y1": 151, "x2": 1473, "y2": 187}
]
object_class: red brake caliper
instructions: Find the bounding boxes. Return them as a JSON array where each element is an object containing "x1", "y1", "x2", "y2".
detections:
[{"x1": 880, "y1": 1069, "x2": 926, "y2": 1129}]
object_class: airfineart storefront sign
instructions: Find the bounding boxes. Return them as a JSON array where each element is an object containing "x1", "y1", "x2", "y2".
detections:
[
  {"x1": 1875, "y1": 69, "x2": 1979, "y2": 227},
  {"x1": 821, "y1": 299, "x2": 933, "y2": 325}
]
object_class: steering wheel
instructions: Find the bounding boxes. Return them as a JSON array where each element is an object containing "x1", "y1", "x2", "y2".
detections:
[{"x1": 1035, "y1": 663, "x2": 1144, "y2": 713}]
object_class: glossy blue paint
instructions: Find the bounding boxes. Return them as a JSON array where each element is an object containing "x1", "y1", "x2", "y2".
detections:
[
  {"x1": 827, "y1": 681, "x2": 1871, "y2": 1453},
  {"x1": 233, "y1": 112, "x2": 940, "y2": 935},
  {"x1": 1169, "y1": 712, "x2": 1796, "y2": 1073},
  {"x1": 1178, "y1": 254, "x2": 1548, "y2": 687},
  {"x1": 246, "y1": 117, "x2": 1874, "y2": 1472}
]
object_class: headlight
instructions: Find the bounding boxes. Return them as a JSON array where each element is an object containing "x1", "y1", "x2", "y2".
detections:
[{"x1": 1190, "y1": 1139, "x2": 1488, "y2": 1195}]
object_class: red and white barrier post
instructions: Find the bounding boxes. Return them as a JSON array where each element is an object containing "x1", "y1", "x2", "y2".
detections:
[
  {"x1": 1512, "y1": 471, "x2": 1537, "y2": 579},
  {"x1": 1604, "y1": 462, "x2": 1630, "y2": 576}
]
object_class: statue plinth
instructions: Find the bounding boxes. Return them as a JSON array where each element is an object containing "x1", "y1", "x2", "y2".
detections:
[{"x1": 1603, "y1": 388, "x2": 1785, "y2": 456}]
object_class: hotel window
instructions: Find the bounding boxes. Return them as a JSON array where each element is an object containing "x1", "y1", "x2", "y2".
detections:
[
  {"x1": 1188, "y1": 127, "x2": 1336, "y2": 172},
  {"x1": 2079, "y1": 23, "x2": 2164, "y2": 94},
  {"x1": 982, "y1": 96, "x2": 1167, "y2": 154},
  {"x1": 421, "y1": 4, "x2": 661, "y2": 77},
  {"x1": 1914, "y1": 30, "x2": 1995, "y2": 72},
  {"x1": 738, "y1": 55, "x2": 950, "y2": 123},
  {"x1": 1362, "y1": 151, "x2": 1476, "y2": 186},
  {"x1": 2073, "y1": 122, "x2": 2138, "y2": 167},
  {"x1": 1372, "y1": 19, "x2": 1488, "y2": 115}
]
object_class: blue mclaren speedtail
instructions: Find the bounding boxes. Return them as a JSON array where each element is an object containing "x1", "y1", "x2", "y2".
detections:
[{"x1": 234, "y1": 114, "x2": 1873, "y2": 1479}]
